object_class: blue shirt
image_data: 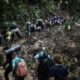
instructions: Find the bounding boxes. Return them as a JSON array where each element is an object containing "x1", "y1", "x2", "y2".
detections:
[{"x1": 49, "y1": 64, "x2": 68, "y2": 80}]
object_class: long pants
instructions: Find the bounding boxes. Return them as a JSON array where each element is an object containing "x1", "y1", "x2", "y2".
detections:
[
  {"x1": 38, "y1": 75, "x2": 49, "y2": 80},
  {"x1": 15, "y1": 77, "x2": 25, "y2": 80},
  {"x1": 4, "y1": 65, "x2": 12, "y2": 80}
]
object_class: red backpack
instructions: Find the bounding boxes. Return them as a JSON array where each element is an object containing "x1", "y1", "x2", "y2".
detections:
[{"x1": 16, "y1": 61, "x2": 28, "y2": 77}]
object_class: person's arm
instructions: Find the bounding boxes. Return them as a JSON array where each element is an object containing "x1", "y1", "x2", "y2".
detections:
[
  {"x1": 34, "y1": 59, "x2": 39, "y2": 73},
  {"x1": 35, "y1": 59, "x2": 39, "y2": 68},
  {"x1": 12, "y1": 59, "x2": 16, "y2": 70}
]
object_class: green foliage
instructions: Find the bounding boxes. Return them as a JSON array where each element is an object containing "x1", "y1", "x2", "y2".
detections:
[
  {"x1": 0, "y1": 0, "x2": 80, "y2": 25},
  {"x1": 0, "y1": 0, "x2": 57, "y2": 24}
]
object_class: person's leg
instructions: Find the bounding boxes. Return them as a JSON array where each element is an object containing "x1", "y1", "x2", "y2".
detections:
[
  {"x1": 11, "y1": 33, "x2": 15, "y2": 43},
  {"x1": 38, "y1": 75, "x2": 49, "y2": 80},
  {"x1": 4, "y1": 65, "x2": 12, "y2": 80},
  {"x1": 15, "y1": 77, "x2": 25, "y2": 80},
  {"x1": 20, "y1": 77, "x2": 25, "y2": 80},
  {"x1": 38, "y1": 75, "x2": 43, "y2": 80}
]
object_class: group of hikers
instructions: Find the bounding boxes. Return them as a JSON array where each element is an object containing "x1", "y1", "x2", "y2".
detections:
[
  {"x1": 2, "y1": 42, "x2": 80, "y2": 80},
  {"x1": 24, "y1": 15, "x2": 73, "y2": 36},
  {"x1": 0, "y1": 15, "x2": 79, "y2": 80},
  {"x1": 2, "y1": 45, "x2": 27, "y2": 80},
  {"x1": 2, "y1": 43, "x2": 69, "y2": 80},
  {"x1": 33, "y1": 46, "x2": 69, "y2": 80},
  {"x1": 0, "y1": 15, "x2": 72, "y2": 45},
  {"x1": 24, "y1": 15, "x2": 68, "y2": 35}
]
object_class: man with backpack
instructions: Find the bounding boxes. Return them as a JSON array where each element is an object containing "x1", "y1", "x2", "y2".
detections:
[
  {"x1": 33, "y1": 47, "x2": 53, "y2": 80},
  {"x1": 12, "y1": 51, "x2": 28, "y2": 80},
  {"x1": 25, "y1": 21, "x2": 33, "y2": 35},
  {"x1": 25, "y1": 21, "x2": 36, "y2": 36},
  {"x1": 10, "y1": 23, "x2": 22, "y2": 39},
  {"x1": 3, "y1": 46, "x2": 13, "y2": 80},
  {"x1": 3, "y1": 45, "x2": 21, "y2": 80},
  {"x1": 36, "y1": 19, "x2": 45, "y2": 31}
]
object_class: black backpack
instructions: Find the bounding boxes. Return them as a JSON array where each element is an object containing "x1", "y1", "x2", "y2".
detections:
[{"x1": 37, "y1": 53, "x2": 53, "y2": 75}]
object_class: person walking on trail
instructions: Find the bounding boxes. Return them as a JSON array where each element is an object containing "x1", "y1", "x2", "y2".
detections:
[
  {"x1": 6, "y1": 31, "x2": 12, "y2": 45},
  {"x1": 33, "y1": 47, "x2": 53, "y2": 80},
  {"x1": 3, "y1": 46, "x2": 13, "y2": 80},
  {"x1": 25, "y1": 21, "x2": 35, "y2": 35},
  {"x1": 49, "y1": 54, "x2": 68, "y2": 80},
  {"x1": 36, "y1": 19, "x2": 45, "y2": 31},
  {"x1": 11, "y1": 23, "x2": 22, "y2": 39},
  {"x1": 12, "y1": 51, "x2": 28, "y2": 80},
  {"x1": 3, "y1": 45, "x2": 21, "y2": 80}
]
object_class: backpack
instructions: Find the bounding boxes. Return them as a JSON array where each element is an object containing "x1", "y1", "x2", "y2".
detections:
[
  {"x1": 38, "y1": 52, "x2": 53, "y2": 69},
  {"x1": 16, "y1": 60, "x2": 28, "y2": 77},
  {"x1": 37, "y1": 53, "x2": 53, "y2": 75},
  {"x1": 43, "y1": 57, "x2": 53, "y2": 68},
  {"x1": 4, "y1": 45, "x2": 21, "y2": 55},
  {"x1": 41, "y1": 55, "x2": 53, "y2": 70}
]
